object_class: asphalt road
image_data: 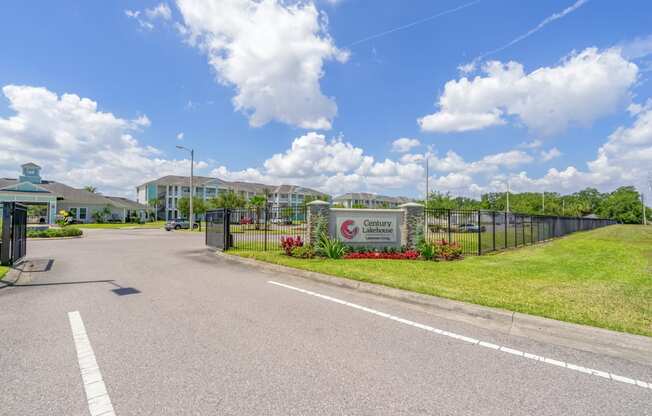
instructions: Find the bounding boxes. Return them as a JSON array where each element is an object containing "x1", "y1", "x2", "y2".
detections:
[{"x1": 1, "y1": 228, "x2": 650, "y2": 415}]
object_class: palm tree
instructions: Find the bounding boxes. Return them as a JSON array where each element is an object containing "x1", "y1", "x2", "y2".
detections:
[
  {"x1": 209, "y1": 190, "x2": 246, "y2": 209},
  {"x1": 84, "y1": 185, "x2": 97, "y2": 193},
  {"x1": 248, "y1": 195, "x2": 267, "y2": 230},
  {"x1": 148, "y1": 198, "x2": 158, "y2": 221}
]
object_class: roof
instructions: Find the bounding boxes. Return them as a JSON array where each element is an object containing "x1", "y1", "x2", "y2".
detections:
[
  {"x1": 333, "y1": 193, "x2": 412, "y2": 203},
  {"x1": 21, "y1": 162, "x2": 41, "y2": 169},
  {"x1": 105, "y1": 196, "x2": 148, "y2": 210},
  {"x1": 0, "y1": 177, "x2": 145, "y2": 208},
  {"x1": 137, "y1": 175, "x2": 217, "y2": 188},
  {"x1": 274, "y1": 184, "x2": 325, "y2": 196}
]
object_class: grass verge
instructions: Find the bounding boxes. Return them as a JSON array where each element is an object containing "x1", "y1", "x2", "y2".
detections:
[
  {"x1": 0, "y1": 266, "x2": 8, "y2": 280},
  {"x1": 233, "y1": 225, "x2": 652, "y2": 337}
]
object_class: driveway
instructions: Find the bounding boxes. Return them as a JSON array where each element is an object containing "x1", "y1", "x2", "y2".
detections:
[{"x1": 0, "y1": 228, "x2": 650, "y2": 415}]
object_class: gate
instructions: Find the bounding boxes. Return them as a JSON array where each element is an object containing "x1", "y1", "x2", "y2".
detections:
[
  {"x1": 205, "y1": 208, "x2": 230, "y2": 250},
  {"x1": 1, "y1": 202, "x2": 28, "y2": 265}
]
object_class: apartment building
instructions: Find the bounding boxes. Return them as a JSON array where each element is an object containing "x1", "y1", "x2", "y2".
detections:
[{"x1": 136, "y1": 176, "x2": 328, "y2": 220}]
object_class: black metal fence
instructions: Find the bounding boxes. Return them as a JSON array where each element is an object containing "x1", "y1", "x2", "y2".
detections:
[
  {"x1": 1, "y1": 202, "x2": 28, "y2": 265},
  {"x1": 424, "y1": 208, "x2": 617, "y2": 255},
  {"x1": 206, "y1": 206, "x2": 308, "y2": 251},
  {"x1": 206, "y1": 205, "x2": 616, "y2": 256}
]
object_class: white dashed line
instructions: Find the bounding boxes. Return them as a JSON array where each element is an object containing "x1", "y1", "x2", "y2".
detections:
[
  {"x1": 268, "y1": 280, "x2": 652, "y2": 391},
  {"x1": 68, "y1": 311, "x2": 116, "y2": 416}
]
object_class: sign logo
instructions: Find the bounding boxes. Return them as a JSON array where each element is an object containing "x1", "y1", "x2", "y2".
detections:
[{"x1": 340, "y1": 219, "x2": 359, "y2": 240}]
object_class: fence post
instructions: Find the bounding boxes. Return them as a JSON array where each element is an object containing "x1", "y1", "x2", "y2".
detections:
[
  {"x1": 224, "y1": 208, "x2": 231, "y2": 250},
  {"x1": 492, "y1": 211, "x2": 496, "y2": 252},
  {"x1": 477, "y1": 210, "x2": 482, "y2": 255},
  {"x1": 1, "y1": 203, "x2": 11, "y2": 265},
  {"x1": 264, "y1": 206, "x2": 268, "y2": 251},
  {"x1": 530, "y1": 216, "x2": 534, "y2": 244},
  {"x1": 447, "y1": 209, "x2": 452, "y2": 244},
  {"x1": 504, "y1": 212, "x2": 508, "y2": 249}
]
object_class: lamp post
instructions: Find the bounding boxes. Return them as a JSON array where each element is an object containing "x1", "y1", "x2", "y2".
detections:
[{"x1": 176, "y1": 145, "x2": 194, "y2": 229}]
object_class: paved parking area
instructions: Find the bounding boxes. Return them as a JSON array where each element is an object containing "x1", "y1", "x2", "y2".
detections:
[{"x1": 0, "y1": 228, "x2": 650, "y2": 415}]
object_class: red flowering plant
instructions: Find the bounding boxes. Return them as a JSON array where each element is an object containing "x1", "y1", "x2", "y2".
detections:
[
  {"x1": 433, "y1": 239, "x2": 463, "y2": 260},
  {"x1": 344, "y1": 250, "x2": 419, "y2": 260},
  {"x1": 280, "y1": 236, "x2": 304, "y2": 256}
]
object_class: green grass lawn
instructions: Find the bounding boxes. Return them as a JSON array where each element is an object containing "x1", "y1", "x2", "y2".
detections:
[
  {"x1": 69, "y1": 221, "x2": 166, "y2": 229},
  {"x1": 0, "y1": 265, "x2": 8, "y2": 280},
  {"x1": 233, "y1": 225, "x2": 652, "y2": 337}
]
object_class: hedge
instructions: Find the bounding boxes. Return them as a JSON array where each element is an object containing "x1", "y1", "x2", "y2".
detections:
[{"x1": 27, "y1": 228, "x2": 83, "y2": 238}]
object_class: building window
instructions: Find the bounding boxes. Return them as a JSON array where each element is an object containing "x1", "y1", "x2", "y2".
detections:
[
  {"x1": 79, "y1": 207, "x2": 87, "y2": 221},
  {"x1": 69, "y1": 207, "x2": 78, "y2": 218}
]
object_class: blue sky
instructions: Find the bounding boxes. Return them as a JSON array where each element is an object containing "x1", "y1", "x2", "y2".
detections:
[{"x1": 1, "y1": 0, "x2": 652, "y2": 198}]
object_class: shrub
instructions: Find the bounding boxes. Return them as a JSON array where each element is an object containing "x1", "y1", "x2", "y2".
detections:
[
  {"x1": 27, "y1": 227, "x2": 83, "y2": 238},
  {"x1": 417, "y1": 239, "x2": 437, "y2": 261},
  {"x1": 417, "y1": 239, "x2": 463, "y2": 261},
  {"x1": 280, "y1": 235, "x2": 304, "y2": 256},
  {"x1": 316, "y1": 232, "x2": 347, "y2": 259},
  {"x1": 291, "y1": 245, "x2": 316, "y2": 259},
  {"x1": 434, "y1": 239, "x2": 463, "y2": 260}
]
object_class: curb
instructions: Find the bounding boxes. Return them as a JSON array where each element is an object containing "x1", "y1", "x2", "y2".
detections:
[
  {"x1": 216, "y1": 251, "x2": 652, "y2": 366},
  {"x1": 0, "y1": 264, "x2": 24, "y2": 288}
]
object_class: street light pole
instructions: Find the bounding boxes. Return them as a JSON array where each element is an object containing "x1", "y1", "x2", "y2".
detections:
[{"x1": 177, "y1": 145, "x2": 194, "y2": 229}]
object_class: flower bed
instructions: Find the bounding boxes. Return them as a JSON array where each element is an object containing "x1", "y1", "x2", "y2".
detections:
[{"x1": 344, "y1": 250, "x2": 419, "y2": 260}]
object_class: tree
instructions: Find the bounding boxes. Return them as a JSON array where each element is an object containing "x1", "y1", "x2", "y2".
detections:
[
  {"x1": 84, "y1": 185, "x2": 97, "y2": 193},
  {"x1": 208, "y1": 190, "x2": 246, "y2": 210},
  {"x1": 178, "y1": 196, "x2": 207, "y2": 219},
  {"x1": 597, "y1": 186, "x2": 645, "y2": 224},
  {"x1": 248, "y1": 195, "x2": 267, "y2": 230},
  {"x1": 148, "y1": 198, "x2": 158, "y2": 221}
]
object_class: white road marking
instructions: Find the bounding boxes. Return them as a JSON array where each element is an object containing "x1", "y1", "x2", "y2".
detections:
[
  {"x1": 68, "y1": 311, "x2": 116, "y2": 416},
  {"x1": 268, "y1": 280, "x2": 652, "y2": 391}
]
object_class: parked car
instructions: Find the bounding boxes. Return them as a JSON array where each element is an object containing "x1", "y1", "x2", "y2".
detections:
[
  {"x1": 458, "y1": 223, "x2": 486, "y2": 233},
  {"x1": 165, "y1": 219, "x2": 200, "y2": 231}
]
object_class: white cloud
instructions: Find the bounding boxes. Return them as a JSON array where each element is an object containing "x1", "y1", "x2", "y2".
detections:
[
  {"x1": 125, "y1": 3, "x2": 172, "y2": 30},
  {"x1": 210, "y1": 131, "x2": 425, "y2": 195},
  {"x1": 145, "y1": 3, "x2": 172, "y2": 21},
  {"x1": 209, "y1": 130, "x2": 540, "y2": 196},
  {"x1": 420, "y1": 48, "x2": 638, "y2": 136},
  {"x1": 175, "y1": 0, "x2": 348, "y2": 130},
  {"x1": 177, "y1": 132, "x2": 184, "y2": 140},
  {"x1": 518, "y1": 139, "x2": 543, "y2": 149},
  {"x1": 391, "y1": 137, "x2": 420, "y2": 153},
  {"x1": 619, "y1": 34, "x2": 652, "y2": 60},
  {"x1": 482, "y1": 101, "x2": 652, "y2": 193},
  {"x1": 540, "y1": 147, "x2": 562, "y2": 161},
  {"x1": 0, "y1": 85, "x2": 204, "y2": 197}
]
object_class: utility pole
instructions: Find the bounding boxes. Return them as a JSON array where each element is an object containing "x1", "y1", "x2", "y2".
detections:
[
  {"x1": 176, "y1": 145, "x2": 195, "y2": 229},
  {"x1": 643, "y1": 193, "x2": 647, "y2": 226}
]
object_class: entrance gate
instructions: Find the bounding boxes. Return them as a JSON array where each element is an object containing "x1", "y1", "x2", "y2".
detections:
[
  {"x1": 1, "y1": 202, "x2": 28, "y2": 265},
  {"x1": 205, "y1": 209, "x2": 230, "y2": 250}
]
